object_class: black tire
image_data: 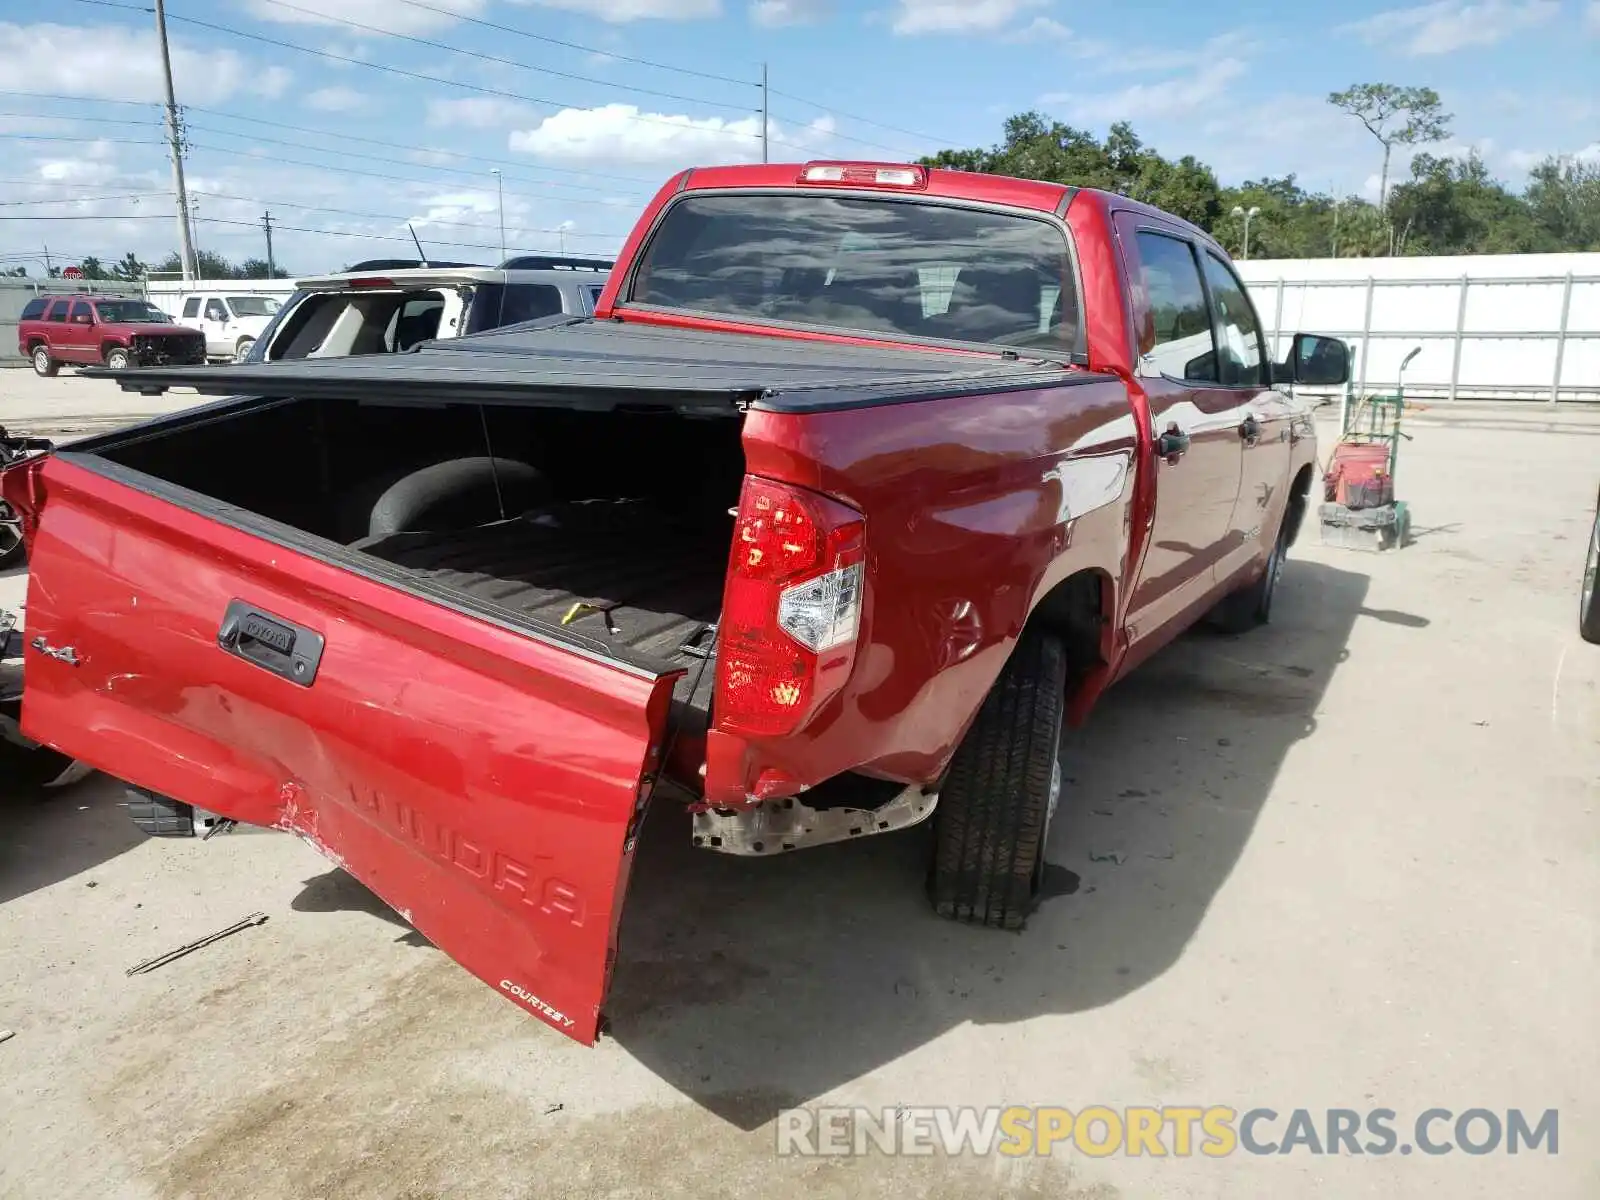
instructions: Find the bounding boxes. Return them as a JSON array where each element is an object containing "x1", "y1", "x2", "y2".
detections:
[
  {"x1": 1210, "y1": 515, "x2": 1289, "y2": 634},
  {"x1": 0, "y1": 504, "x2": 22, "y2": 571},
  {"x1": 104, "y1": 346, "x2": 132, "y2": 372},
  {"x1": 125, "y1": 785, "x2": 196, "y2": 838},
  {"x1": 234, "y1": 337, "x2": 255, "y2": 363},
  {"x1": 928, "y1": 630, "x2": 1067, "y2": 931},
  {"x1": 342, "y1": 456, "x2": 546, "y2": 543},
  {"x1": 31, "y1": 346, "x2": 58, "y2": 377},
  {"x1": 1580, "y1": 495, "x2": 1600, "y2": 645}
]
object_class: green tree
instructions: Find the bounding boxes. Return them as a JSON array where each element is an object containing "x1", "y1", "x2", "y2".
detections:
[
  {"x1": 112, "y1": 251, "x2": 146, "y2": 281},
  {"x1": 1388, "y1": 152, "x2": 1551, "y2": 254},
  {"x1": 1328, "y1": 83, "x2": 1453, "y2": 213},
  {"x1": 77, "y1": 256, "x2": 109, "y2": 280},
  {"x1": 1524, "y1": 156, "x2": 1600, "y2": 251}
]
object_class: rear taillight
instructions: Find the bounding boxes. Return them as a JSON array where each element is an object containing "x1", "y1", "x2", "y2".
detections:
[{"x1": 716, "y1": 477, "x2": 865, "y2": 738}]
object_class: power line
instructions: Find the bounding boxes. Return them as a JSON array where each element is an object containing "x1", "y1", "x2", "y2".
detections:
[
  {"x1": 248, "y1": 0, "x2": 753, "y2": 114},
  {"x1": 385, "y1": 0, "x2": 753, "y2": 87},
  {"x1": 189, "y1": 190, "x2": 626, "y2": 241},
  {"x1": 0, "y1": 191, "x2": 169, "y2": 207},
  {"x1": 182, "y1": 106, "x2": 657, "y2": 187},
  {"x1": 766, "y1": 88, "x2": 953, "y2": 147},
  {"x1": 182, "y1": 123, "x2": 645, "y2": 199}
]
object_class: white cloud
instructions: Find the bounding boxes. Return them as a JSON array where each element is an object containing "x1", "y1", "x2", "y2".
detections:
[
  {"x1": 1004, "y1": 15, "x2": 1071, "y2": 41},
  {"x1": 244, "y1": 0, "x2": 488, "y2": 36},
  {"x1": 750, "y1": 0, "x2": 830, "y2": 24},
  {"x1": 0, "y1": 22, "x2": 291, "y2": 103},
  {"x1": 889, "y1": 0, "x2": 1046, "y2": 35},
  {"x1": 426, "y1": 96, "x2": 537, "y2": 128},
  {"x1": 1041, "y1": 58, "x2": 1248, "y2": 122},
  {"x1": 305, "y1": 86, "x2": 367, "y2": 113},
  {"x1": 509, "y1": 103, "x2": 832, "y2": 165},
  {"x1": 1511, "y1": 142, "x2": 1600, "y2": 170},
  {"x1": 514, "y1": 0, "x2": 721, "y2": 21},
  {"x1": 1341, "y1": 0, "x2": 1558, "y2": 55},
  {"x1": 38, "y1": 152, "x2": 121, "y2": 186}
]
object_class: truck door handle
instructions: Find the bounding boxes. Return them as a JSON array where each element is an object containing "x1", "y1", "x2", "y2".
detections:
[
  {"x1": 1157, "y1": 423, "x2": 1190, "y2": 462},
  {"x1": 1240, "y1": 416, "x2": 1262, "y2": 445},
  {"x1": 217, "y1": 599, "x2": 325, "y2": 687}
]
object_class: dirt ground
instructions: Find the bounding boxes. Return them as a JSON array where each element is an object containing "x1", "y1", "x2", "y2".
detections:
[{"x1": 2, "y1": 371, "x2": 1597, "y2": 1199}]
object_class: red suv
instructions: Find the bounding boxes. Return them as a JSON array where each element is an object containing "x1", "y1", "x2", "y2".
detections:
[{"x1": 17, "y1": 295, "x2": 207, "y2": 376}]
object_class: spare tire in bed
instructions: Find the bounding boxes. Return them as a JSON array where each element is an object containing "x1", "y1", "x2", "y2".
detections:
[{"x1": 344, "y1": 457, "x2": 547, "y2": 543}]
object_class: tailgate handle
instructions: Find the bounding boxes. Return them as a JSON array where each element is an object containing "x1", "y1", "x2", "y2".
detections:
[{"x1": 217, "y1": 600, "x2": 325, "y2": 687}]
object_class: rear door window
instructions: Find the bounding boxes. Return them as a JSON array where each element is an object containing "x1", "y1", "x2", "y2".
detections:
[
  {"x1": 47, "y1": 301, "x2": 68, "y2": 323},
  {"x1": 1131, "y1": 232, "x2": 1217, "y2": 383}
]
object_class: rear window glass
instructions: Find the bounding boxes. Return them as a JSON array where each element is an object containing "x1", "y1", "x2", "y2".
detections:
[
  {"x1": 630, "y1": 193, "x2": 1079, "y2": 352},
  {"x1": 265, "y1": 289, "x2": 446, "y2": 360},
  {"x1": 20, "y1": 298, "x2": 47, "y2": 320}
]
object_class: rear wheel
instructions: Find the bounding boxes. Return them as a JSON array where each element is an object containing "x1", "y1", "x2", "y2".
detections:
[
  {"x1": 104, "y1": 346, "x2": 131, "y2": 372},
  {"x1": 31, "y1": 346, "x2": 57, "y2": 377},
  {"x1": 928, "y1": 630, "x2": 1067, "y2": 931},
  {"x1": 234, "y1": 337, "x2": 255, "y2": 362},
  {"x1": 1581, "y1": 496, "x2": 1600, "y2": 645}
]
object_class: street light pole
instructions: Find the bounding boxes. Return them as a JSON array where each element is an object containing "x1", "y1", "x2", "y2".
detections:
[
  {"x1": 1232, "y1": 204, "x2": 1262, "y2": 260},
  {"x1": 490, "y1": 169, "x2": 505, "y2": 261}
]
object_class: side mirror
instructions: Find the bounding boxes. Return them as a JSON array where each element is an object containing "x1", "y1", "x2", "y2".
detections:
[{"x1": 1282, "y1": 333, "x2": 1350, "y2": 386}]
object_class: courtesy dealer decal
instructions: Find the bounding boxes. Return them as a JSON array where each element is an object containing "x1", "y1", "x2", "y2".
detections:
[{"x1": 500, "y1": 979, "x2": 576, "y2": 1029}]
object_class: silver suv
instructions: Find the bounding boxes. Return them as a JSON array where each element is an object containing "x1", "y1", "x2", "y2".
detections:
[{"x1": 244, "y1": 255, "x2": 613, "y2": 363}]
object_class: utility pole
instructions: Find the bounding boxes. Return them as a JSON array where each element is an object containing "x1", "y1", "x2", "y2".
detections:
[
  {"x1": 42, "y1": 243, "x2": 52, "y2": 276},
  {"x1": 154, "y1": 0, "x2": 198, "y2": 282},
  {"x1": 760, "y1": 63, "x2": 768, "y2": 164},
  {"x1": 490, "y1": 169, "x2": 505, "y2": 260},
  {"x1": 262, "y1": 211, "x2": 275, "y2": 277}
]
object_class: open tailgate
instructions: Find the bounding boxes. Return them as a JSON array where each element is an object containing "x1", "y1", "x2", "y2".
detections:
[{"x1": 14, "y1": 454, "x2": 679, "y2": 1044}]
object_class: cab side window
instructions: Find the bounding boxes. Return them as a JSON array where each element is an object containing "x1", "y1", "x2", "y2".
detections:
[
  {"x1": 1133, "y1": 231, "x2": 1217, "y2": 384},
  {"x1": 1200, "y1": 252, "x2": 1267, "y2": 387},
  {"x1": 204, "y1": 299, "x2": 228, "y2": 322},
  {"x1": 71, "y1": 301, "x2": 92, "y2": 322},
  {"x1": 182, "y1": 297, "x2": 201, "y2": 319}
]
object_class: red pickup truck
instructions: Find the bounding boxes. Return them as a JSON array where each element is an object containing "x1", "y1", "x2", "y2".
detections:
[
  {"x1": 17, "y1": 294, "x2": 206, "y2": 374},
  {"x1": 2, "y1": 161, "x2": 1345, "y2": 1044}
]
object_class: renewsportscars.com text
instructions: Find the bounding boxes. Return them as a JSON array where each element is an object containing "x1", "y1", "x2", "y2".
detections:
[{"x1": 776, "y1": 1106, "x2": 1559, "y2": 1158}]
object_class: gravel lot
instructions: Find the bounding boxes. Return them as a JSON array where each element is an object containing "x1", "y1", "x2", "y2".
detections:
[{"x1": 2, "y1": 371, "x2": 1598, "y2": 1199}]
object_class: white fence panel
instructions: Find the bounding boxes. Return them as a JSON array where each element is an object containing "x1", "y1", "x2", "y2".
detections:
[{"x1": 1239, "y1": 253, "x2": 1600, "y2": 403}]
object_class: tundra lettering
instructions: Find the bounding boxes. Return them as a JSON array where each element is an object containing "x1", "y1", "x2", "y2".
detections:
[{"x1": 7, "y1": 158, "x2": 1343, "y2": 1046}]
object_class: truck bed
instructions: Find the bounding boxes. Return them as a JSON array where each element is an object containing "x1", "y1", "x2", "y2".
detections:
[{"x1": 359, "y1": 501, "x2": 725, "y2": 721}]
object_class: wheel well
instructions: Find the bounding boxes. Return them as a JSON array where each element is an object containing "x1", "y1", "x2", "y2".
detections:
[
  {"x1": 1285, "y1": 463, "x2": 1315, "y2": 547},
  {"x1": 101, "y1": 339, "x2": 128, "y2": 360},
  {"x1": 1026, "y1": 568, "x2": 1112, "y2": 674},
  {"x1": 25, "y1": 337, "x2": 45, "y2": 352}
]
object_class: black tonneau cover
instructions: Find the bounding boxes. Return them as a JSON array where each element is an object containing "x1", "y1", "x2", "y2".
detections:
[{"x1": 86, "y1": 316, "x2": 1087, "y2": 414}]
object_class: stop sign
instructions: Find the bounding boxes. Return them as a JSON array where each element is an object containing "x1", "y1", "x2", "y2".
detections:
[{"x1": 62, "y1": 265, "x2": 83, "y2": 279}]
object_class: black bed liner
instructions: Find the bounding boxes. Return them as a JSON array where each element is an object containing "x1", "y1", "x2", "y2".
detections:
[
  {"x1": 360, "y1": 503, "x2": 723, "y2": 721},
  {"x1": 85, "y1": 316, "x2": 1093, "y2": 414}
]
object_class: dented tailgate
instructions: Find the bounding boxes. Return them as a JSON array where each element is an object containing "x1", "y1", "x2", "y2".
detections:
[{"x1": 15, "y1": 454, "x2": 679, "y2": 1044}]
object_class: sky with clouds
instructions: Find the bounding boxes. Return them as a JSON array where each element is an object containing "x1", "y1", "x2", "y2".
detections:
[{"x1": 0, "y1": 0, "x2": 1595, "y2": 275}]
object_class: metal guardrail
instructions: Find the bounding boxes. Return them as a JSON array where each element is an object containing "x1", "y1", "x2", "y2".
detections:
[{"x1": 1259, "y1": 273, "x2": 1600, "y2": 404}]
